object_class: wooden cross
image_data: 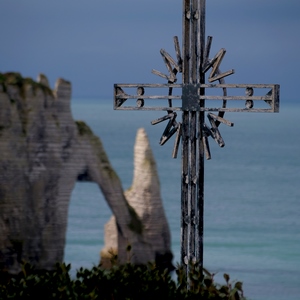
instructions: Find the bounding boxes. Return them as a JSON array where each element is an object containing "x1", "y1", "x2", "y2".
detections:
[{"x1": 113, "y1": 0, "x2": 279, "y2": 276}]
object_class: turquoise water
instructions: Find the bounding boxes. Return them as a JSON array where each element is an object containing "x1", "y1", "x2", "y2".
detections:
[{"x1": 65, "y1": 99, "x2": 300, "y2": 300}]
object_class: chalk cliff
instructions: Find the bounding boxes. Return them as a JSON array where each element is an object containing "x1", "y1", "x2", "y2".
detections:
[
  {"x1": 0, "y1": 72, "x2": 172, "y2": 273},
  {"x1": 101, "y1": 128, "x2": 173, "y2": 269}
]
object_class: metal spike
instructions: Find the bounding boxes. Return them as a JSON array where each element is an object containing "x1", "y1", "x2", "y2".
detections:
[
  {"x1": 172, "y1": 122, "x2": 182, "y2": 158},
  {"x1": 207, "y1": 114, "x2": 225, "y2": 147},
  {"x1": 151, "y1": 112, "x2": 177, "y2": 125},
  {"x1": 208, "y1": 113, "x2": 234, "y2": 127}
]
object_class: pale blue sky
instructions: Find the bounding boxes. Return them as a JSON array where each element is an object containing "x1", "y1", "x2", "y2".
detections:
[{"x1": 0, "y1": 0, "x2": 299, "y2": 102}]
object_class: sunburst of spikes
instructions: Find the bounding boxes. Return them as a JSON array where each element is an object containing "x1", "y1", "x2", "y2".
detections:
[{"x1": 150, "y1": 35, "x2": 235, "y2": 160}]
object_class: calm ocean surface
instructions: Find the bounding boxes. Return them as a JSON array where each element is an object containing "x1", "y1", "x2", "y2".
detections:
[{"x1": 65, "y1": 98, "x2": 300, "y2": 300}]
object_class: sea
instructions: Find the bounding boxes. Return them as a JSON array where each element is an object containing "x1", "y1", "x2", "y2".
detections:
[{"x1": 65, "y1": 98, "x2": 300, "y2": 300}]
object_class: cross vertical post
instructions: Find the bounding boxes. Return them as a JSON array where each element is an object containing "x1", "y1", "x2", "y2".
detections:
[{"x1": 181, "y1": 0, "x2": 206, "y2": 275}]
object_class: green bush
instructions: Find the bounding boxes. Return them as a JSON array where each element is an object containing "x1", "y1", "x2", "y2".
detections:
[{"x1": 0, "y1": 261, "x2": 245, "y2": 300}]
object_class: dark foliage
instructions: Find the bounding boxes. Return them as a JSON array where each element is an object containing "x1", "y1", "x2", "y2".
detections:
[
  {"x1": 0, "y1": 260, "x2": 245, "y2": 300},
  {"x1": 0, "y1": 72, "x2": 53, "y2": 97}
]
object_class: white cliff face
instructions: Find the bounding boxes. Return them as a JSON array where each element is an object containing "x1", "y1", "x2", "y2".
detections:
[
  {"x1": 101, "y1": 128, "x2": 173, "y2": 269},
  {"x1": 0, "y1": 73, "x2": 173, "y2": 273},
  {"x1": 126, "y1": 128, "x2": 172, "y2": 256}
]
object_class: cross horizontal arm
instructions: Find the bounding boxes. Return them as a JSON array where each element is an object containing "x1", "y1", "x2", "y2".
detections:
[{"x1": 114, "y1": 83, "x2": 279, "y2": 112}]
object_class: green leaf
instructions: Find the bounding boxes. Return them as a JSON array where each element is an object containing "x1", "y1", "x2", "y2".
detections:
[
  {"x1": 235, "y1": 281, "x2": 243, "y2": 291},
  {"x1": 229, "y1": 287, "x2": 238, "y2": 299},
  {"x1": 223, "y1": 273, "x2": 230, "y2": 283},
  {"x1": 203, "y1": 267, "x2": 211, "y2": 277}
]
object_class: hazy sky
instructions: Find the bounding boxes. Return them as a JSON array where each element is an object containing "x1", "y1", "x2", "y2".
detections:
[{"x1": 1, "y1": 0, "x2": 299, "y2": 102}]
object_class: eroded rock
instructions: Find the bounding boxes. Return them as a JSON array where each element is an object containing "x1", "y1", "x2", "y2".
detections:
[
  {"x1": 0, "y1": 72, "x2": 173, "y2": 273},
  {"x1": 101, "y1": 128, "x2": 173, "y2": 270}
]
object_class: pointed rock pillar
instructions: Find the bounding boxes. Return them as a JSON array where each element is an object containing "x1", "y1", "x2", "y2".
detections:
[{"x1": 101, "y1": 128, "x2": 173, "y2": 269}]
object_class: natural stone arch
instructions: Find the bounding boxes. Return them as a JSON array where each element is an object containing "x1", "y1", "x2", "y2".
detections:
[{"x1": 0, "y1": 73, "x2": 172, "y2": 273}]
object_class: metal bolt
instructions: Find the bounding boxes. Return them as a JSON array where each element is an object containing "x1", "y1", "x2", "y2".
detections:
[
  {"x1": 245, "y1": 87, "x2": 254, "y2": 109},
  {"x1": 184, "y1": 256, "x2": 189, "y2": 265},
  {"x1": 136, "y1": 99, "x2": 144, "y2": 107},
  {"x1": 194, "y1": 10, "x2": 199, "y2": 20},
  {"x1": 245, "y1": 87, "x2": 254, "y2": 96},
  {"x1": 137, "y1": 86, "x2": 144, "y2": 96}
]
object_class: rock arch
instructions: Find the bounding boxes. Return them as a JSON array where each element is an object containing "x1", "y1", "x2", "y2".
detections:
[{"x1": 0, "y1": 73, "x2": 172, "y2": 273}]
